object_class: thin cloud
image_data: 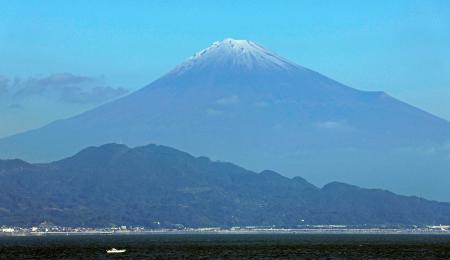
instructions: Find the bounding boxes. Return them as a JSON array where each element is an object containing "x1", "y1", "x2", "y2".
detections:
[
  {"x1": 215, "y1": 95, "x2": 239, "y2": 106},
  {"x1": 36, "y1": 73, "x2": 92, "y2": 86},
  {"x1": 206, "y1": 108, "x2": 224, "y2": 116},
  {"x1": 393, "y1": 141, "x2": 450, "y2": 157},
  {"x1": 316, "y1": 121, "x2": 341, "y2": 129},
  {"x1": 10, "y1": 73, "x2": 129, "y2": 104},
  {"x1": 253, "y1": 101, "x2": 268, "y2": 108},
  {"x1": 0, "y1": 76, "x2": 9, "y2": 96},
  {"x1": 0, "y1": 73, "x2": 130, "y2": 137},
  {"x1": 315, "y1": 121, "x2": 355, "y2": 132},
  {"x1": 58, "y1": 86, "x2": 129, "y2": 104},
  {"x1": 7, "y1": 104, "x2": 23, "y2": 111}
]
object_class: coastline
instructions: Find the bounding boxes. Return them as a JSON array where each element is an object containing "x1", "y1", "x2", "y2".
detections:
[{"x1": 2, "y1": 228, "x2": 450, "y2": 237}]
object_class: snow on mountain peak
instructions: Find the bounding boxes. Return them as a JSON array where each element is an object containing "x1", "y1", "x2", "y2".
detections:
[
  {"x1": 210, "y1": 38, "x2": 263, "y2": 52},
  {"x1": 170, "y1": 38, "x2": 300, "y2": 75}
]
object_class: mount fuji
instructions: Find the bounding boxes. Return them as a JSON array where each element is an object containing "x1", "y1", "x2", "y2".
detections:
[{"x1": 1, "y1": 39, "x2": 449, "y2": 200}]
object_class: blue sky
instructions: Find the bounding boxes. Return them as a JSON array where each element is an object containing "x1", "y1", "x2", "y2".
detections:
[{"x1": 0, "y1": 0, "x2": 449, "y2": 137}]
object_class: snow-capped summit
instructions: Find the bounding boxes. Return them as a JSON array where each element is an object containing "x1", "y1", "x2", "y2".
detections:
[{"x1": 170, "y1": 38, "x2": 300, "y2": 75}]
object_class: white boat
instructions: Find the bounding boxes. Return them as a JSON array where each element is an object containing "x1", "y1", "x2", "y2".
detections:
[{"x1": 106, "y1": 248, "x2": 126, "y2": 254}]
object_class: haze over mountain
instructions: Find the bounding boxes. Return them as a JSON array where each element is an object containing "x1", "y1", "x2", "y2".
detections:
[
  {"x1": 0, "y1": 39, "x2": 449, "y2": 200},
  {"x1": 1, "y1": 143, "x2": 450, "y2": 227}
]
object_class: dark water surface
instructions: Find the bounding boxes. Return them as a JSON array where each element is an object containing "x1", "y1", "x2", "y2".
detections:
[{"x1": 1, "y1": 233, "x2": 450, "y2": 259}]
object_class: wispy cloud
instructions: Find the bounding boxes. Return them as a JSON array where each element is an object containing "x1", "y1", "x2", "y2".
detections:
[
  {"x1": 315, "y1": 121, "x2": 355, "y2": 132},
  {"x1": 253, "y1": 101, "x2": 268, "y2": 108},
  {"x1": 0, "y1": 76, "x2": 9, "y2": 96},
  {"x1": 6, "y1": 103, "x2": 23, "y2": 111},
  {"x1": 5, "y1": 73, "x2": 129, "y2": 104},
  {"x1": 215, "y1": 95, "x2": 239, "y2": 106},
  {"x1": 206, "y1": 108, "x2": 224, "y2": 116},
  {"x1": 0, "y1": 73, "x2": 131, "y2": 137},
  {"x1": 316, "y1": 121, "x2": 341, "y2": 129},
  {"x1": 393, "y1": 141, "x2": 450, "y2": 159}
]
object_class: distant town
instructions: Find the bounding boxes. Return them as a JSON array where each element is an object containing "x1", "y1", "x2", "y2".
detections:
[{"x1": 1, "y1": 223, "x2": 449, "y2": 236}]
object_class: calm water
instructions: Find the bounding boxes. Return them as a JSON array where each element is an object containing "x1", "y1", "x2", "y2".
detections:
[{"x1": 1, "y1": 233, "x2": 450, "y2": 259}]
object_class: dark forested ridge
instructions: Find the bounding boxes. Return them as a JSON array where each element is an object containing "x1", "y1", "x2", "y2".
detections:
[{"x1": 1, "y1": 143, "x2": 449, "y2": 227}]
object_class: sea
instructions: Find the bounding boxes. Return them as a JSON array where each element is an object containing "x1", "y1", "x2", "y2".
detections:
[{"x1": 1, "y1": 233, "x2": 450, "y2": 259}]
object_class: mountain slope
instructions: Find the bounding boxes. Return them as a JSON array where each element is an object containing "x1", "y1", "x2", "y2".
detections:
[
  {"x1": 1, "y1": 143, "x2": 450, "y2": 227},
  {"x1": 0, "y1": 39, "x2": 449, "y2": 200}
]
